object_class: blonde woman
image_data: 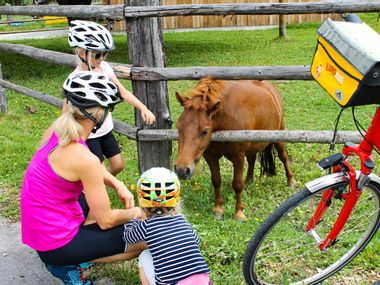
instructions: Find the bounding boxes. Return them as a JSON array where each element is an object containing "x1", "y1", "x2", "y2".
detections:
[
  {"x1": 21, "y1": 72, "x2": 147, "y2": 285},
  {"x1": 64, "y1": 20, "x2": 156, "y2": 175}
]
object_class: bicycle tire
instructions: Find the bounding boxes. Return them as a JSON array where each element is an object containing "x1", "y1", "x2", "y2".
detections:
[{"x1": 243, "y1": 173, "x2": 380, "y2": 285}]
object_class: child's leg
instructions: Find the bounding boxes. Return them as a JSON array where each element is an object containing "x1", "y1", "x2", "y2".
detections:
[
  {"x1": 138, "y1": 249, "x2": 155, "y2": 285},
  {"x1": 107, "y1": 153, "x2": 124, "y2": 176},
  {"x1": 101, "y1": 132, "x2": 124, "y2": 175}
]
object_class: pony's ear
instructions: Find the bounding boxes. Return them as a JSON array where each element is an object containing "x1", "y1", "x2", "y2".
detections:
[
  {"x1": 207, "y1": 99, "x2": 221, "y2": 116},
  {"x1": 176, "y1": 92, "x2": 187, "y2": 106}
]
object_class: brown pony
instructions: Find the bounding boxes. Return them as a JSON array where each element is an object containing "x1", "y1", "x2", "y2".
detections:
[{"x1": 175, "y1": 77, "x2": 295, "y2": 220}]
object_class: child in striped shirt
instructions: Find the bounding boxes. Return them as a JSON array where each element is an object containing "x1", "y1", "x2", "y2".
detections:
[{"x1": 123, "y1": 167, "x2": 211, "y2": 285}]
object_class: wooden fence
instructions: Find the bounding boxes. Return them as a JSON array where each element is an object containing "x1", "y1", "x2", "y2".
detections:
[
  {"x1": 1, "y1": 1, "x2": 379, "y2": 171},
  {"x1": 0, "y1": 39, "x2": 363, "y2": 142},
  {"x1": 108, "y1": 0, "x2": 340, "y2": 31}
]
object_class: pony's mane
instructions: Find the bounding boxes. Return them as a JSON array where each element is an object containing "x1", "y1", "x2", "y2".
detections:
[{"x1": 184, "y1": 77, "x2": 225, "y2": 110}]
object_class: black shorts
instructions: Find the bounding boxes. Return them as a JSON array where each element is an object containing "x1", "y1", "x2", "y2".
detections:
[
  {"x1": 37, "y1": 194, "x2": 126, "y2": 266},
  {"x1": 86, "y1": 131, "x2": 121, "y2": 162}
]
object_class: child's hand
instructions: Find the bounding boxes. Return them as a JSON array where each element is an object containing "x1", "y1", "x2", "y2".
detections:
[{"x1": 141, "y1": 108, "x2": 156, "y2": 125}]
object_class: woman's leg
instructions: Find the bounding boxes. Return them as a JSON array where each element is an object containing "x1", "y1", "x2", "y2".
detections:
[
  {"x1": 92, "y1": 242, "x2": 147, "y2": 263},
  {"x1": 37, "y1": 223, "x2": 139, "y2": 266}
]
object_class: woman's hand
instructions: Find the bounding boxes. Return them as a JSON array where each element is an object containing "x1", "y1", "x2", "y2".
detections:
[
  {"x1": 115, "y1": 183, "x2": 135, "y2": 209},
  {"x1": 141, "y1": 107, "x2": 156, "y2": 125}
]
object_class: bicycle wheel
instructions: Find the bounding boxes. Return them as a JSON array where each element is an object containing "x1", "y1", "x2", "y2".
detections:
[{"x1": 243, "y1": 173, "x2": 380, "y2": 285}]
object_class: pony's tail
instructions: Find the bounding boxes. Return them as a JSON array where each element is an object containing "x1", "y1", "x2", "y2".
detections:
[{"x1": 259, "y1": 143, "x2": 276, "y2": 176}]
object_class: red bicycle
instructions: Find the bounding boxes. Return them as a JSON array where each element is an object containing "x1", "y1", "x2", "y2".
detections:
[
  {"x1": 243, "y1": 107, "x2": 380, "y2": 284},
  {"x1": 243, "y1": 14, "x2": 380, "y2": 285}
]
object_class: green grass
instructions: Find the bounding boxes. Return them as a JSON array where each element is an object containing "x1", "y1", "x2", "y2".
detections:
[{"x1": 1, "y1": 13, "x2": 380, "y2": 284}]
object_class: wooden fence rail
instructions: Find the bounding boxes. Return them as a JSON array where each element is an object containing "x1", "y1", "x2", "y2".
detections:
[
  {"x1": 0, "y1": 77, "x2": 362, "y2": 144},
  {"x1": 0, "y1": 43, "x2": 312, "y2": 81},
  {"x1": 0, "y1": 1, "x2": 380, "y2": 19},
  {"x1": 123, "y1": 2, "x2": 380, "y2": 18}
]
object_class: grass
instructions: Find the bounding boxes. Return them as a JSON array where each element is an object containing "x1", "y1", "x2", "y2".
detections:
[{"x1": 1, "y1": 13, "x2": 380, "y2": 284}]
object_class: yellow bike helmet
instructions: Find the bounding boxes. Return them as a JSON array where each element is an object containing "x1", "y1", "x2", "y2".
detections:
[{"x1": 137, "y1": 167, "x2": 180, "y2": 208}]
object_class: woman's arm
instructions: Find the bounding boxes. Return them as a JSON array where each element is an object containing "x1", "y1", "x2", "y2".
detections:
[
  {"x1": 102, "y1": 164, "x2": 135, "y2": 209},
  {"x1": 74, "y1": 147, "x2": 140, "y2": 229}
]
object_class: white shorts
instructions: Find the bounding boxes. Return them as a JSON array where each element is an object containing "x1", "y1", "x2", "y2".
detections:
[{"x1": 139, "y1": 249, "x2": 155, "y2": 285}]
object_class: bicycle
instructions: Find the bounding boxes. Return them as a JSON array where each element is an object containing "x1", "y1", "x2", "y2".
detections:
[{"x1": 242, "y1": 15, "x2": 380, "y2": 285}]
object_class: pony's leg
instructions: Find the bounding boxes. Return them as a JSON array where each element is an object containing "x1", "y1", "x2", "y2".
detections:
[
  {"x1": 204, "y1": 153, "x2": 224, "y2": 219},
  {"x1": 245, "y1": 153, "x2": 256, "y2": 184},
  {"x1": 274, "y1": 142, "x2": 296, "y2": 187},
  {"x1": 231, "y1": 153, "x2": 246, "y2": 221}
]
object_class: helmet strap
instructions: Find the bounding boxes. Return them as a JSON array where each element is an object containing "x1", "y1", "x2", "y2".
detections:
[
  {"x1": 79, "y1": 50, "x2": 92, "y2": 70},
  {"x1": 80, "y1": 107, "x2": 109, "y2": 133},
  {"x1": 77, "y1": 49, "x2": 87, "y2": 65}
]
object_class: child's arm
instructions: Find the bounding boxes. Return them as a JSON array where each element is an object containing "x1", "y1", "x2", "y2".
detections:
[
  {"x1": 110, "y1": 74, "x2": 156, "y2": 125},
  {"x1": 123, "y1": 218, "x2": 147, "y2": 244}
]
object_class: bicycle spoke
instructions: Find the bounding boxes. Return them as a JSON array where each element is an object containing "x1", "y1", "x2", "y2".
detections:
[{"x1": 246, "y1": 183, "x2": 380, "y2": 285}]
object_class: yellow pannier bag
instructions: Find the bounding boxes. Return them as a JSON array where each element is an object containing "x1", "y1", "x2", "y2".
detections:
[{"x1": 311, "y1": 18, "x2": 380, "y2": 107}]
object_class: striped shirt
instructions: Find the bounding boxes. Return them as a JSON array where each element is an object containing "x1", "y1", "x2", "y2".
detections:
[{"x1": 123, "y1": 214, "x2": 210, "y2": 285}]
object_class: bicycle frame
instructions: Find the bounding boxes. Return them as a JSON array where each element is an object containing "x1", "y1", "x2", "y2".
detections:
[{"x1": 306, "y1": 107, "x2": 380, "y2": 251}]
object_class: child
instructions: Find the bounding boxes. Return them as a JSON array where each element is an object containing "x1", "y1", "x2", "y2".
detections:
[
  {"x1": 123, "y1": 167, "x2": 212, "y2": 285},
  {"x1": 64, "y1": 20, "x2": 156, "y2": 175}
]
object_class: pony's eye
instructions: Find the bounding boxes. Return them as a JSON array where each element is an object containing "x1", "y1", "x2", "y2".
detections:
[{"x1": 200, "y1": 128, "x2": 209, "y2": 137}]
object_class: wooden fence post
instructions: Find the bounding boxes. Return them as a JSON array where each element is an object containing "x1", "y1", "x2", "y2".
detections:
[
  {"x1": 125, "y1": 0, "x2": 172, "y2": 174},
  {"x1": 279, "y1": 0, "x2": 286, "y2": 38},
  {"x1": 0, "y1": 64, "x2": 8, "y2": 113}
]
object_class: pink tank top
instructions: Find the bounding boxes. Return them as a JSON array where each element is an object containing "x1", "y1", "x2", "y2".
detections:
[{"x1": 21, "y1": 132, "x2": 86, "y2": 251}]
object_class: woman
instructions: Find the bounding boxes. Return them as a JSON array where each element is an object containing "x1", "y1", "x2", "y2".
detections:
[
  {"x1": 21, "y1": 71, "x2": 146, "y2": 285},
  {"x1": 65, "y1": 20, "x2": 156, "y2": 176}
]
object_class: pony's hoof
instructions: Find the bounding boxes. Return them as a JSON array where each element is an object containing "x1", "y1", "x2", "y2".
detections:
[
  {"x1": 234, "y1": 213, "x2": 246, "y2": 222},
  {"x1": 214, "y1": 212, "x2": 224, "y2": 220},
  {"x1": 288, "y1": 182, "x2": 296, "y2": 190}
]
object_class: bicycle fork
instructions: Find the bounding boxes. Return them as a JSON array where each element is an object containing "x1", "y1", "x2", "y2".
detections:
[{"x1": 305, "y1": 144, "x2": 374, "y2": 251}]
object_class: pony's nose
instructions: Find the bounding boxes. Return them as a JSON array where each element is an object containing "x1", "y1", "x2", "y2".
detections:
[{"x1": 175, "y1": 165, "x2": 191, "y2": 180}]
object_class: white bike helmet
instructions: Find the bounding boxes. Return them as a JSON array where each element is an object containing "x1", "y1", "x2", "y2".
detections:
[
  {"x1": 137, "y1": 167, "x2": 181, "y2": 209},
  {"x1": 63, "y1": 71, "x2": 121, "y2": 109},
  {"x1": 68, "y1": 20, "x2": 115, "y2": 51}
]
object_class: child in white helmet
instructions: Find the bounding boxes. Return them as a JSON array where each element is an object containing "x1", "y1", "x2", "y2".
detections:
[
  {"x1": 64, "y1": 20, "x2": 156, "y2": 175},
  {"x1": 123, "y1": 167, "x2": 212, "y2": 285}
]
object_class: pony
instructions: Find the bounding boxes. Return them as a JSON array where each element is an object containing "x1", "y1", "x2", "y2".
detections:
[{"x1": 175, "y1": 77, "x2": 295, "y2": 220}]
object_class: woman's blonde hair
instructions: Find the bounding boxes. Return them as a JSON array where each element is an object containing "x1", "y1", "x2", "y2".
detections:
[{"x1": 53, "y1": 102, "x2": 99, "y2": 146}]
